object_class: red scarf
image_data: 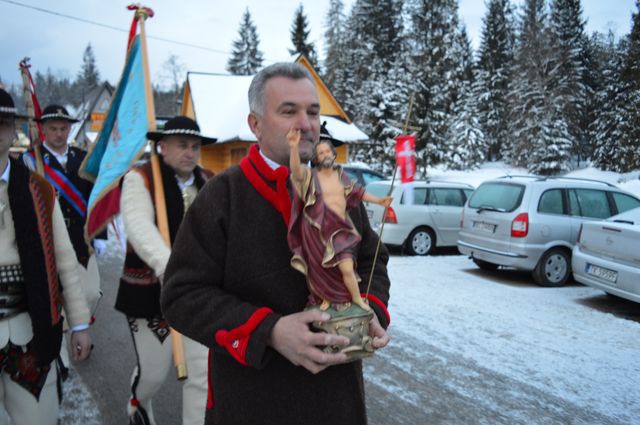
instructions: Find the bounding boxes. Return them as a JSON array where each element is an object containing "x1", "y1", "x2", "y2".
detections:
[{"x1": 239, "y1": 145, "x2": 291, "y2": 225}]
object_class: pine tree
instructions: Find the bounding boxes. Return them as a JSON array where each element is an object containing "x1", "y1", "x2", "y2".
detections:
[
  {"x1": 405, "y1": 0, "x2": 466, "y2": 172},
  {"x1": 476, "y1": 0, "x2": 516, "y2": 161},
  {"x1": 289, "y1": 4, "x2": 318, "y2": 67},
  {"x1": 622, "y1": 0, "x2": 640, "y2": 84},
  {"x1": 323, "y1": 0, "x2": 348, "y2": 101},
  {"x1": 226, "y1": 9, "x2": 264, "y2": 76},
  {"x1": 77, "y1": 43, "x2": 100, "y2": 89},
  {"x1": 74, "y1": 43, "x2": 100, "y2": 105},
  {"x1": 444, "y1": 75, "x2": 487, "y2": 169},
  {"x1": 591, "y1": 34, "x2": 627, "y2": 170},
  {"x1": 342, "y1": 0, "x2": 404, "y2": 119},
  {"x1": 508, "y1": 0, "x2": 572, "y2": 175},
  {"x1": 580, "y1": 32, "x2": 606, "y2": 161},
  {"x1": 549, "y1": 0, "x2": 587, "y2": 162},
  {"x1": 614, "y1": 1, "x2": 640, "y2": 171}
]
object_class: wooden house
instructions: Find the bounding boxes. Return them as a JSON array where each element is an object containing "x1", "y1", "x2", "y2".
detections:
[{"x1": 180, "y1": 56, "x2": 367, "y2": 173}]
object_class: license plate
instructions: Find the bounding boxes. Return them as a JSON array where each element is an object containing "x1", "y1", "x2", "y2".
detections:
[
  {"x1": 586, "y1": 264, "x2": 618, "y2": 284},
  {"x1": 366, "y1": 209, "x2": 373, "y2": 219},
  {"x1": 473, "y1": 221, "x2": 496, "y2": 233}
]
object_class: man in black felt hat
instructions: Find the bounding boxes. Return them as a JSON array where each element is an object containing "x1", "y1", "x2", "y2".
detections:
[
  {"x1": 116, "y1": 115, "x2": 216, "y2": 425},
  {"x1": 0, "y1": 88, "x2": 92, "y2": 424},
  {"x1": 20, "y1": 104, "x2": 102, "y2": 267}
]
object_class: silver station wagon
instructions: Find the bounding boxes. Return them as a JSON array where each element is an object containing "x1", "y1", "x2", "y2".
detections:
[
  {"x1": 457, "y1": 176, "x2": 640, "y2": 286},
  {"x1": 365, "y1": 180, "x2": 474, "y2": 255},
  {"x1": 572, "y1": 208, "x2": 640, "y2": 303}
]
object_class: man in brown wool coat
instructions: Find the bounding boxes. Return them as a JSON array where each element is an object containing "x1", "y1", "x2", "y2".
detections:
[{"x1": 161, "y1": 62, "x2": 391, "y2": 425}]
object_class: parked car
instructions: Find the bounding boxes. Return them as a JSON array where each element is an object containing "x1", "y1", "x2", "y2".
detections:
[
  {"x1": 457, "y1": 176, "x2": 640, "y2": 287},
  {"x1": 572, "y1": 207, "x2": 640, "y2": 303},
  {"x1": 342, "y1": 164, "x2": 387, "y2": 187},
  {"x1": 365, "y1": 180, "x2": 475, "y2": 255}
]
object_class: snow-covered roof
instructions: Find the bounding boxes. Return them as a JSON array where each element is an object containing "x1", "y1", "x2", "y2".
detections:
[{"x1": 187, "y1": 72, "x2": 368, "y2": 144}]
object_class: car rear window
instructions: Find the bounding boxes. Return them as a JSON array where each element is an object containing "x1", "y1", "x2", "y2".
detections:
[
  {"x1": 468, "y1": 183, "x2": 525, "y2": 212},
  {"x1": 361, "y1": 171, "x2": 385, "y2": 185},
  {"x1": 612, "y1": 192, "x2": 640, "y2": 214},
  {"x1": 366, "y1": 183, "x2": 391, "y2": 198}
]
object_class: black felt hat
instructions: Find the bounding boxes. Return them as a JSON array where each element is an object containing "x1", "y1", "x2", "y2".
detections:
[
  {"x1": 36, "y1": 104, "x2": 79, "y2": 123},
  {"x1": 0, "y1": 88, "x2": 28, "y2": 119},
  {"x1": 146, "y1": 115, "x2": 217, "y2": 145},
  {"x1": 320, "y1": 121, "x2": 344, "y2": 147}
]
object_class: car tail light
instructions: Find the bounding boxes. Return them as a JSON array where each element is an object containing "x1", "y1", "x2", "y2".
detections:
[
  {"x1": 511, "y1": 213, "x2": 529, "y2": 237},
  {"x1": 384, "y1": 207, "x2": 398, "y2": 224}
]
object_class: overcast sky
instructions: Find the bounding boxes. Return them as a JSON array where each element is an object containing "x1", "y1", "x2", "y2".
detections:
[{"x1": 0, "y1": 0, "x2": 636, "y2": 88}]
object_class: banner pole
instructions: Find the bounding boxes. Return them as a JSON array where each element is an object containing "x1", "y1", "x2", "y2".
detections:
[
  {"x1": 365, "y1": 93, "x2": 415, "y2": 299},
  {"x1": 18, "y1": 59, "x2": 45, "y2": 176},
  {"x1": 137, "y1": 9, "x2": 188, "y2": 381}
]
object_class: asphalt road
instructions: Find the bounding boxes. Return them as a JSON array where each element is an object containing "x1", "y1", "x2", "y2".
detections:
[{"x1": 72, "y1": 252, "x2": 182, "y2": 425}]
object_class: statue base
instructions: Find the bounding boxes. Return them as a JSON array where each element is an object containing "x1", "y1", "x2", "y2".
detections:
[{"x1": 308, "y1": 303, "x2": 375, "y2": 362}]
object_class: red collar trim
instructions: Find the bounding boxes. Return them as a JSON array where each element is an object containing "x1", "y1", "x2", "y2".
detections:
[{"x1": 239, "y1": 145, "x2": 291, "y2": 225}]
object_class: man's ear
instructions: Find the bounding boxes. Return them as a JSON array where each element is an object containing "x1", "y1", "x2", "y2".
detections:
[{"x1": 247, "y1": 113, "x2": 261, "y2": 139}]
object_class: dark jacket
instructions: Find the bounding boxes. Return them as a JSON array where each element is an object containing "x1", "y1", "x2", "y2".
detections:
[
  {"x1": 161, "y1": 156, "x2": 391, "y2": 425},
  {"x1": 23, "y1": 145, "x2": 94, "y2": 265}
]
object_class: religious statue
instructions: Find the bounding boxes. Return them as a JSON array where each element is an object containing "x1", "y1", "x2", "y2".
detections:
[{"x1": 287, "y1": 128, "x2": 392, "y2": 314}]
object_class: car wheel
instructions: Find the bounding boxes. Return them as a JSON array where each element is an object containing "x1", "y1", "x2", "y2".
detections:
[
  {"x1": 473, "y1": 259, "x2": 499, "y2": 271},
  {"x1": 405, "y1": 227, "x2": 435, "y2": 256},
  {"x1": 532, "y1": 248, "x2": 571, "y2": 287}
]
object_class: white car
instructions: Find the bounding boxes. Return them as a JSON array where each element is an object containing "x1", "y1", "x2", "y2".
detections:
[
  {"x1": 572, "y1": 207, "x2": 640, "y2": 303},
  {"x1": 365, "y1": 180, "x2": 474, "y2": 255}
]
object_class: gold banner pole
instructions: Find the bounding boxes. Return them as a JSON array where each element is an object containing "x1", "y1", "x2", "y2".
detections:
[{"x1": 137, "y1": 6, "x2": 188, "y2": 380}]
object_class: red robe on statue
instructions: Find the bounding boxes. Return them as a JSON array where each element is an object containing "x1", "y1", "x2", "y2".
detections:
[{"x1": 288, "y1": 165, "x2": 365, "y2": 306}]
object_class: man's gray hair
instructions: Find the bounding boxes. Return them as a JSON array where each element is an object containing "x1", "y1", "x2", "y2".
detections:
[{"x1": 248, "y1": 63, "x2": 316, "y2": 115}]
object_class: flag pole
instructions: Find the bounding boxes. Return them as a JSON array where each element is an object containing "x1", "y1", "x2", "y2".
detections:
[
  {"x1": 136, "y1": 7, "x2": 188, "y2": 381},
  {"x1": 365, "y1": 93, "x2": 415, "y2": 299},
  {"x1": 18, "y1": 58, "x2": 45, "y2": 176}
]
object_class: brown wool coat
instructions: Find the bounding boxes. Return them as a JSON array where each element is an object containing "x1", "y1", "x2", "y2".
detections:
[{"x1": 161, "y1": 164, "x2": 391, "y2": 425}]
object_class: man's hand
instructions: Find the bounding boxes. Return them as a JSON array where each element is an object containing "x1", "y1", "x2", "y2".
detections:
[
  {"x1": 369, "y1": 313, "x2": 390, "y2": 349},
  {"x1": 379, "y1": 196, "x2": 393, "y2": 209},
  {"x1": 269, "y1": 309, "x2": 350, "y2": 374},
  {"x1": 70, "y1": 330, "x2": 92, "y2": 361},
  {"x1": 287, "y1": 128, "x2": 300, "y2": 149}
]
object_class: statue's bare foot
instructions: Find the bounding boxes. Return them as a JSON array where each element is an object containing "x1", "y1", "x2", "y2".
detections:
[
  {"x1": 319, "y1": 300, "x2": 331, "y2": 311},
  {"x1": 354, "y1": 298, "x2": 372, "y2": 312}
]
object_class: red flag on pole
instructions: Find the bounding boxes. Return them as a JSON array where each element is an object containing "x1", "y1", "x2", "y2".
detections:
[
  {"x1": 18, "y1": 59, "x2": 44, "y2": 145},
  {"x1": 395, "y1": 135, "x2": 416, "y2": 183}
]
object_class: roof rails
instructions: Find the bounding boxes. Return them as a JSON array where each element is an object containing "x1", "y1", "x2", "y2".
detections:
[
  {"x1": 497, "y1": 175, "x2": 540, "y2": 180},
  {"x1": 423, "y1": 178, "x2": 475, "y2": 188},
  {"x1": 536, "y1": 176, "x2": 617, "y2": 188}
]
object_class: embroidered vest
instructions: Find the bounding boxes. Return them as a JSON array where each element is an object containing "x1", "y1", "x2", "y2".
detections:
[
  {"x1": 115, "y1": 159, "x2": 212, "y2": 318},
  {"x1": 7, "y1": 158, "x2": 63, "y2": 366}
]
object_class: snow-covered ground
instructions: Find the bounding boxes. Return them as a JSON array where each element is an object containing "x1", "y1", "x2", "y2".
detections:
[
  {"x1": 362, "y1": 254, "x2": 639, "y2": 424},
  {"x1": 56, "y1": 162, "x2": 640, "y2": 424}
]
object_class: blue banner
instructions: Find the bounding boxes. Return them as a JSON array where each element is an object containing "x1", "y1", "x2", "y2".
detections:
[{"x1": 81, "y1": 35, "x2": 150, "y2": 238}]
